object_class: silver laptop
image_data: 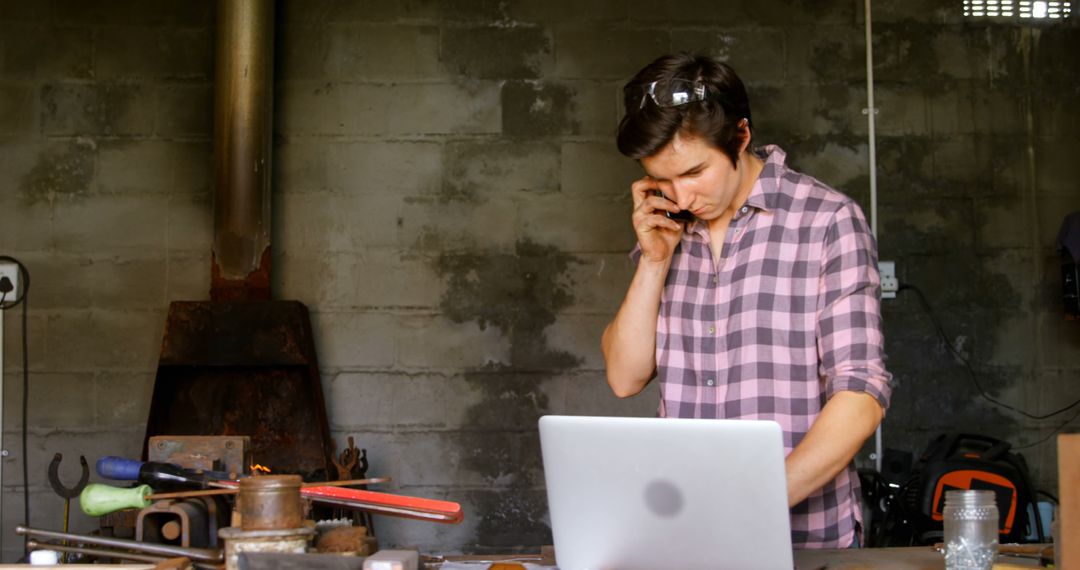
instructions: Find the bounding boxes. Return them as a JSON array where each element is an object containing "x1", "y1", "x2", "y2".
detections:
[{"x1": 539, "y1": 415, "x2": 793, "y2": 570}]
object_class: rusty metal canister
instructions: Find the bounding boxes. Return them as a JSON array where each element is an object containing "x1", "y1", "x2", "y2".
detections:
[{"x1": 238, "y1": 475, "x2": 302, "y2": 531}]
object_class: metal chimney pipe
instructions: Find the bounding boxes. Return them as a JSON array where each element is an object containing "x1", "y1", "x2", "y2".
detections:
[{"x1": 211, "y1": 0, "x2": 274, "y2": 301}]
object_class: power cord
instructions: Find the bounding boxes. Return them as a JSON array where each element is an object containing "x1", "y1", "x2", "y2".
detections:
[
  {"x1": 1013, "y1": 406, "x2": 1080, "y2": 450},
  {"x1": 0, "y1": 255, "x2": 30, "y2": 558},
  {"x1": 899, "y1": 283, "x2": 1080, "y2": 447},
  {"x1": 900, "y1": 283, "x2": 1080, "y2": 419}
]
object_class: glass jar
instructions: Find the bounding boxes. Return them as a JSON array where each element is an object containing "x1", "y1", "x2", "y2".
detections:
[{"x1": 943, "y1": 489, "x2": 999, "y2": 570}]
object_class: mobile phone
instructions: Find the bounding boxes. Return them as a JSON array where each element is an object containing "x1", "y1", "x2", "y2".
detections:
[
  {"x1": 666, "y1": 209, "x2": 694, "y2": 222},
  {"x1": 652, "y1": 190, "x2": 694, "y2": 222}
]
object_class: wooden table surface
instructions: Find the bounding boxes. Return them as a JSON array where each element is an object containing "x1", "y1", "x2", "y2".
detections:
[
  {"x1": 794, "y1": 546, "x2": 947, "y2": 569},
  {"x1": 798, "y1": 546, "x2": 943, "y2": 569},
  {"x1": 795, "y1": 545, "x2": 1048, "y2": 569}
]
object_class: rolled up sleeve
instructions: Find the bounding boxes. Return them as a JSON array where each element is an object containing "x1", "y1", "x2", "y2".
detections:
[{"x1": 816, "y1": 200, "x2": 892, "y2": 413}]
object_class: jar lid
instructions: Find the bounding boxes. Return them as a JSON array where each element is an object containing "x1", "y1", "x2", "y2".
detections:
[{"x1": 944, "y1": 489, "x2": 997, "y2": 506}]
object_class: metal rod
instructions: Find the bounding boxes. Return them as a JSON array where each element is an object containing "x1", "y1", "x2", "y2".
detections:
[
  {"x1": 864, "y1": 0, "x2": 884, "y2": 476},
  {"x1": 212, "y1": 0, "x2": 274, "y2": 300},
  {"x1": 306, "y1": 477, "x2": 391, "y2": 488},
  {"x1": 27, "y1": 540, "x2": 225, "y2": 570},
  {"x1": 28, "y1": 540, "x2": 167, "y2": 564},
  {"x1": 152, "y1": 476, "x2": 392, "y2": 501},
  {"x1": 0, "y1": 305, "x2": 5, "y2": 557},
  {"x1": 16, "y1": 526, "x2": 223, "y2": 562},
  {"x1": 150, "y1": 488, "x2": 239, "y2": 500},
  {"x1": 864, "y1": 0, "x2": 879, "y2": 239}
]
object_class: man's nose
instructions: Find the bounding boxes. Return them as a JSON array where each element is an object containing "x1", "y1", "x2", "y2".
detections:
[{"x1": 670, "y1": 183, "x2": 692, "y2": 210}]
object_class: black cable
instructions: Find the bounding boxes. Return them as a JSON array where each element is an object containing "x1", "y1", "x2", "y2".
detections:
[
  {"x1": 900, "y1": 282, "x2": 1080, "y2": 519},
  {"x1": 20, "y1": 289, "x2": 27, "y2": 555},
  {"x1": 0, "y1": 256, "x2": 31, "y2": 557},
  {"x1": 0, "y1": 290, "x2": 5, "y2": 560},
  {"x1": 1037, "y1": 489, "x2": 1059, "y2": 504},
  {"x1": 1013, "y1": 405, "x2": 1080, "y2": 450},
  {"x1": 899, "y1": 283, "x2": 1080, "y2": 420}
]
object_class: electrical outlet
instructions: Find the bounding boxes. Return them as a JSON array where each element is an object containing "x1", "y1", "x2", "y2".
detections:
[
  {"x1": 879, "y1": 260, "x2": 898, "y2": 300},
  {"x1": 0, "y1": 261, "x2": 19, "y2": 303}
]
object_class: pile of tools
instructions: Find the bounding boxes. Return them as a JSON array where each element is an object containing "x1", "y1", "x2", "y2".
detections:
[
  {"x1": 19, "y1": 526, "x2": 224, "y2": 569},
  {"x1": 26, "y1": 436, "x2": 462, "y2": 569}
]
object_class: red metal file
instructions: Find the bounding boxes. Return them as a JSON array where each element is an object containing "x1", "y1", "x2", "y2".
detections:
[{"x1": 301, "y1": 486, "x2": 464, "y2": 524}]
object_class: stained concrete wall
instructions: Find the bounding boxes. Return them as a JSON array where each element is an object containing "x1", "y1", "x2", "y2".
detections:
[{"x1": 0, "y1": 0, "x2": 1077, "y2": 559}]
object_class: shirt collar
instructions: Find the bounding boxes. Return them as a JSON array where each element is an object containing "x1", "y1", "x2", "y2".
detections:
[{"x1": 745, "y1": 144, "x2": 786, "y2": 213}]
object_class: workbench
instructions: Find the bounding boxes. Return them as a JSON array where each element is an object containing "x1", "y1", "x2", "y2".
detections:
[
  {"x1": 793, "y1": 546, "x2": 1044, "y2": 569},
  {"x1": 0, "y1": 545, "x2": 1045, "y2": 569},
  {"x1": 434, "y1": 545, "x2": 1048, "y2": 569}
]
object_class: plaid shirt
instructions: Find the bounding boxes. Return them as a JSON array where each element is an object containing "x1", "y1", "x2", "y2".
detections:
[{"x1": 631, "y1": 145, "x2": 892, "y2": 549}]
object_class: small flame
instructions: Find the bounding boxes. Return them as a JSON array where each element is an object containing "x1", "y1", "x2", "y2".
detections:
[{"x1": 251, "y1": 463, "x2": 271, "y2": 475}]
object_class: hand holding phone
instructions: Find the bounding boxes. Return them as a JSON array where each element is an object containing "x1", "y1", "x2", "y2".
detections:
[{"x1": 630, "y1": 178, "x2": 686, "y2": 264}]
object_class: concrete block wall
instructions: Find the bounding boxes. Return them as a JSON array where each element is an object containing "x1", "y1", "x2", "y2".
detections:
[
  {"x1": 0, "y1": 0, "x2": 1077, "y2": 557},
  {"x1": 0, "y1": 0, "x2": 214, "y2": 561},
  {"x1": 863, "y1": 16, "x2": 1080, "y2": 500}
]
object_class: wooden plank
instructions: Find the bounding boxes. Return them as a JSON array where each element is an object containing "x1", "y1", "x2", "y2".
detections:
[
  {"x1": 793, "y1": 546, "x2": 944, "y2": 569},
  {"x1": 238, "y1": 553, "x2": 364, "y2": 570},
  {"x1": 1060, "y1": 434, "x2": 1080, "y2": 570}
]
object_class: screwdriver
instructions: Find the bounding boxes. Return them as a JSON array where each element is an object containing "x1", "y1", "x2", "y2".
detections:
[{"x1": 96, "y1": 456, "x2": 221, "y2": 490}]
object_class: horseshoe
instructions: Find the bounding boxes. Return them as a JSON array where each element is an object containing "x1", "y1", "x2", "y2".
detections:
[{"x1": 48, "y1": 453, "x2": 90, "y2": 499}]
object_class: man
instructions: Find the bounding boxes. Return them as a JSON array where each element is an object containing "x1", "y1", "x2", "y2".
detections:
[{"x1": 600, "y1": 53, "x2": 892, "y2": 549}]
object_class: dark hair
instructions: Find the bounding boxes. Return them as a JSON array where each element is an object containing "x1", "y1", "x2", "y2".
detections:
[{"x1": 616, "y1": 53, "x2": 752, "y2": 166}]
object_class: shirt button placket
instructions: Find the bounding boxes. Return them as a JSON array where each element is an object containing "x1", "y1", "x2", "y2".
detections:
[
  {"x1": 712, "y1": 285, "x2": 727, "y2": 412},
  {"x1": 703, "y1": 269, "x2": 719, "y2": 403}
]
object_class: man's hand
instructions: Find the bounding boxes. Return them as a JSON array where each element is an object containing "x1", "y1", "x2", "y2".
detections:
[{"x1": 631, "y1": 176, "x2": 685, "y2": 264}]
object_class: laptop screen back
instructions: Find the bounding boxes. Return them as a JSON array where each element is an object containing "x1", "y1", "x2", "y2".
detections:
[{"x1": 539, "y1": 415, "x2": 793, "y2": 570}]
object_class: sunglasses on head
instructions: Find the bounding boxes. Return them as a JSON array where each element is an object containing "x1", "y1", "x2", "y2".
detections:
[
  {"x1": 635, "y1": 79, "x2": 751, "y2": 130},
  {"x1": 638, "y1": 78, "x2": 708, "y2": 110}
]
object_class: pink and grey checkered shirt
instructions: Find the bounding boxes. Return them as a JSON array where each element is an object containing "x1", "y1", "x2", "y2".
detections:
[{"x1": 632, "y1": 145, "x2": 892, "y2": 549}]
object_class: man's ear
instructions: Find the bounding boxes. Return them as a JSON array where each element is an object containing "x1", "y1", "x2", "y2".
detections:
[{"x1": 737, "y1": 118, "x2": 752, "y2": 154}]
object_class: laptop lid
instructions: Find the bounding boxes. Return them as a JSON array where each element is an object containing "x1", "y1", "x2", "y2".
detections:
[{"x1": 539, "y1": 415, "x2": 793, "y2": 570}]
